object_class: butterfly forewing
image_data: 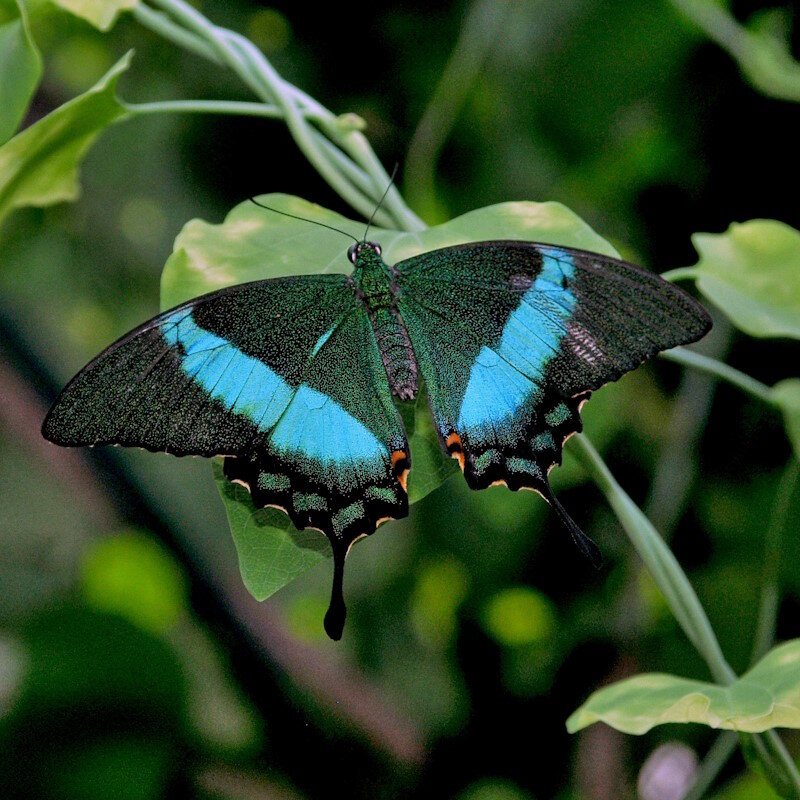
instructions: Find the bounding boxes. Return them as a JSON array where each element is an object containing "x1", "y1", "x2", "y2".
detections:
[
  {"x1": 393, "y1": 241, "x2": 711, "y2": 498},
  {"x1": 43, "y1": 274, "x2": 410, "y2": 639}
]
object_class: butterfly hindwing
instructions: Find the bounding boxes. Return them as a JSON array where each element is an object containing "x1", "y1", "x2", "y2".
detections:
[
  {"x1": 43, "y1": 275, "x2": 410, "y2": 638},
  {"x1": 394, "y1": 241, "x2": 711, "y2": 549}
]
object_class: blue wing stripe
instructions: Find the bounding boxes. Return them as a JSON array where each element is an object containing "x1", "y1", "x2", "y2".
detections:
[
  {"x1": 456, "y1": 249, "x2": 576, "y2": 439},
  {"x1": 270, "y1": 385, "x2": 386, "y2": 469},
  {"x1": 160, "y1": 309, "x2": 386, "y2": 470}
]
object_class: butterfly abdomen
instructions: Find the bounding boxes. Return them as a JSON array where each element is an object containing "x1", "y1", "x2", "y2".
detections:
[{"x1": 370, "y1": 307, "x2": 418, "y2": 401}]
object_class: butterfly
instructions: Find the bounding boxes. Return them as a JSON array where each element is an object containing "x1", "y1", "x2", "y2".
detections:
[{"x1": 43, "y1": 233, "x2": 711, "y2": 639}]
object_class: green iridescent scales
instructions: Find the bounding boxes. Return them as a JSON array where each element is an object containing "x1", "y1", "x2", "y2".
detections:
[{"x1": 42, "y1": 237, "x2": 711, "y2": 640}]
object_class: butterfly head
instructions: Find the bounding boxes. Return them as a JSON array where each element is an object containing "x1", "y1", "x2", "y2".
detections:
[{"x1": 347, "y1": 241, "x2": 382, "y2": 265}]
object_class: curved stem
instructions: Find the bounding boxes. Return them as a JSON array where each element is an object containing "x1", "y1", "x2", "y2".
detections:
[
  {"x1": 661, "y1": 347, "x2": 774, "y2": 404},
  {"x1": 125, "y1": 99, "x2": 294, "y2": 120},
  {"x1": 662, "y1": 266, "x2": 699, "y2": 282},
  {"x1": 137, "y1": 0, "x2": 424, "y2": 230},
  {"x1": 131, "y1": 4, "x2": 221, "y2": 63},
  {"x1": 569, "y1": 433, "x2": 734, "y2": 683},
  {"x1": 752, "y1": 459, "x2": 799, "y2": 663},
  {"x1": 681, "y1": 732, "x2": 738, "y2": 800},
  {"x1": 569, "y1": 434, "x2": 800, "y2": 797},
  {"x1": 405, "y1": 0, "x2": 514, "y2": 216}
]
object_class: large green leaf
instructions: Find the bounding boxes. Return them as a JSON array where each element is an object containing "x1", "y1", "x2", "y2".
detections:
[
  {"x1": 161, "y1": 196, "x2": 618, "y2": 601},
  {"x1": 49, "y1": 0, "x2": 139, "y2": 30},
  {"x1": 684, "y1": 220, "x2": 800, "y2": 339},
  {"x1": 0, "y1": 0, "x2": 42, "y2": 145},
  {"x1": 567, "y1": 638, "x2": 800, "y2": 735},
  {"x1": 0, "y1": 50, "x2": 131, "y2": 229}
]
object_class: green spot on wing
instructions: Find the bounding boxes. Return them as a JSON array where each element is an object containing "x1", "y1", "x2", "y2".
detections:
[
  {"x1": 257, "y1": 472, "x2": 291, "y2": 492},
  {"x1": 545, "y1": 404, "x2": 570, "y2": 426}
]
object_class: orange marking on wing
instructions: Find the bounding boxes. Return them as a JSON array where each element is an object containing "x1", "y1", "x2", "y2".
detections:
[
  {"x1": 445, "y1": 433, "x2": 465, "y2": 470},
  {"x1": 392, "y1": 449, "x2": 410, "y2": 492},
  {"x1": 490, "y1": 479, "x2": 508, "y2": 488},
  {"x1": 376, "y1": 516, "x2": 395, "y2": 528}
]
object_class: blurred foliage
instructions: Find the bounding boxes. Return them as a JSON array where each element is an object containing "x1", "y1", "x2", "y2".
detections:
[
  {"x1": 1, "y1": 1, "x2": 799, "y2": 799},
  {"x1": 681, "y1": 220, "x2": 800, "y2": 340}
]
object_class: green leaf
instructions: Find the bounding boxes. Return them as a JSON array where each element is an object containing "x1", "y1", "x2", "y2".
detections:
[
  {"x1": 213, "y1": 460, "x2": 330, "y2": 601},
  {"x1": 161, "y1": 196, "x2": 617, "y2": 602},
  {"x1": 687, "y1": 220, "x2": 800, "y2": 339},
  {"x1": 0, "y1": 0, "x2": 42, "y2": 145},
  {"x1": 770, "y1": 379, "x2": 800, "y2": 459},
  {"x1": 49, "y1": 0, "x2": 139, "y2": 30},
  {"x1": 670, "y1": 0, "x2": 800, "y2": 103},
  {"x1": 0, "y1": 50, "x2": 131, "y2": 229},
  {"x1": 567, "y1": 638, "x2": 800, "y2": 735}
]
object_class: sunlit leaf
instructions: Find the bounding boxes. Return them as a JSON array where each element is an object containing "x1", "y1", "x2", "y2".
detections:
[
  {"x1": 686, "y1": 220, "x2": 800, "y2": 339},
  {"x1": 0, "y1": 50, "x2": 131, "y2": 228},
  {"x1": 0, "y1": 0, "x2": 42, "y2": 145},
  {"x1": 567, "y1": 638, "x2": 800, "y2": 735},
  {"x1": 770, "y1": 379, "x2": 800, "y2": 459},
  {"x1": 162, "y1": 196, "x2": 617, "y2": 602},
  {"x1": 49, "y1": 0, "x2": 139, "y2": 30}
]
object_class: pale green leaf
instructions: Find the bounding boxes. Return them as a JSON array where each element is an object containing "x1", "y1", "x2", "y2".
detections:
[
  {"x1": 0, "y1": 50, "x2": 131, "y2": 228},
  {"x1": 567, "y1": 638, "x2": 800, "y2": 735},
  {"x1": 161, "y1": 196, "x2": 617, "y2": 601},
  {"x1": 688, "y1": 220, "x2": 800, "y2": 339},
  {"x1": 0, "y1": 0, "x2": 42, "y2": 144},
  {"x1": 213, "y1": 461, "x2": 330, "y2": 601},
  {"x1": 770, "y1": 379, "x2": 800, "y2": 458},
  {"x1": 49, "y1": 0, "x2": 139, "y2": 30}
]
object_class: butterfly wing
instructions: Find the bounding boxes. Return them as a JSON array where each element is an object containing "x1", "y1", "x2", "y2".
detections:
[
  {"x1": 394, "y1": 241, "x2": 711, "y2": 561},
  {"x1": 43, "y1": 275, "x2": 410, "y2": 638}
]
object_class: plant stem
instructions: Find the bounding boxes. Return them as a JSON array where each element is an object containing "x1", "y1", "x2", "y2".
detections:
[
  {"x1": 661, "y1": 347, "x2": 774, "y2": 404},
  {"x1": 681, "y1": 732, "x2": 739, "y2": 800},
  {"x1": 124, "y1": 99, "x2": 293, "y2": 120},
  {"x1": 135, "y1": 0, "x2": 425, "y2": 232},
  {"x1": 569, "y1": 434, "x2": 800, "y2": 797},
  {"x1": 752, "y1": 459, "x2": 799, "y2": 663},
  {"x1": 131, "y1": 4, "x2": 221, "y2": 63},
  {"x1": 569, "y1": 433, "x2": 734, "y2": 683},
  {"x1": 405, "y1": 0, "x2": 514, "y2": 217},
  {"x1": 662, "y1": 266, "x2": 698, "y2": 282}
]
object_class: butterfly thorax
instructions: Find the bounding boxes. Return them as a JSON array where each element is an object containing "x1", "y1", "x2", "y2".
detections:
[{"x1": 351, "y1": 245, "x2": 418, "y2": 401}]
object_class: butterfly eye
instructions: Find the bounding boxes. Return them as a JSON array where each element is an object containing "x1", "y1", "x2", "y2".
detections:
[
  {"x1": 347, "y1": 244, "x2": 358, "y2": 264},
  {"x1": 373, "y1": 243, "x2": 382, "y2": 256}
]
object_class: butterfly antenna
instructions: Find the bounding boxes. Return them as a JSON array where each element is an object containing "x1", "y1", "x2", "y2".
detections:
[
  {"x1": 249, "y1": 197, "x2": 359, "y2": 244},
  {"x1": 362, "y1": 163, "x2": 399, "y2": 242}
]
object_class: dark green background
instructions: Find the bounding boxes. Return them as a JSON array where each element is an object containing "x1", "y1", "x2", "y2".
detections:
[{"x1": 1, "y1": 1, "x2": 799, "y2": 798}]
